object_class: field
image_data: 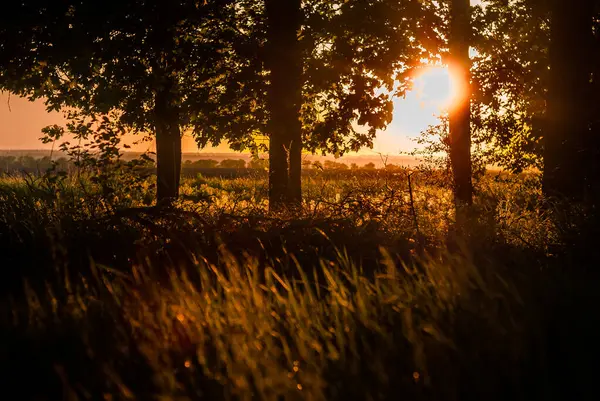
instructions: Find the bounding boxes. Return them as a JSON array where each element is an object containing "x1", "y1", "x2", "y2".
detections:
[{"x1": 0, "y1": 168, "x2": 597, "y2": 401}]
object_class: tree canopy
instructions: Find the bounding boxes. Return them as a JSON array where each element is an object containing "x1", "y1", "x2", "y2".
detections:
[
  {"x1": 1, "y1": 0, "x2": 237, "y2": 201},
  {"x1": 1, "y1": 0, "x2": 599, "y2": 208},
  {"x1": 191, "y1": 0, "x2": 441, "y2": 155}
]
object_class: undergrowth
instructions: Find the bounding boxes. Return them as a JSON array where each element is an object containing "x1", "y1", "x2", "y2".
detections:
[{"x1": 0, "y1": 170, "x2": 597, "y2": 400}]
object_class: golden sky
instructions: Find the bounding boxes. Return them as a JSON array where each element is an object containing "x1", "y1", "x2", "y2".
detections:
[{"x1": 0, "y1": 67, "x2": 450, "y2": 155}]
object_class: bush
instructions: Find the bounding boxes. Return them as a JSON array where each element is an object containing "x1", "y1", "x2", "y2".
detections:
[{"x1": 219, "y1": 159, "x2": 246, "y2": 169}]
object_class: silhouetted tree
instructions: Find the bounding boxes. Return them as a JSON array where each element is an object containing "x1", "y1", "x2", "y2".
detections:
[
  {"x1": 191, "y1": 0, "x2": 439, "y2": 209},
  {"x1": 265, "y1": 0, "x2": 303, "y2": 208},
  {"x1": 448, "y1": 0, "x2": 473, "y2": 207},
  {"x1": 470, "y1": 0, "x2": 549, "y2": 173},
  {"x1": 543, "y1": 0, "x2": 595, "y2": 202},
  {"x1": 191, "y1": 159, "x2": 220, "y2": 169},
  {"x1": 324, "y1": 160, "x2": 349, "y2": 170},
  {"x1": 384, "y1": 163, "x2": 401, "y2": 171},
  {"x1": 219, "y1": 159, "x2": 246, "y2": 169},
  {"x1": 249, "y1": 157, "x2": 269, "y2": 170},
  {"x1": 0, "y1": 0, "x2": 234, "y2": 203},
  {"x1": 363, "y1": 162, "x2": 376, "y2": 170},
  {"x1": 472, "y1": 0, "x2": 600, "y2": 196}
]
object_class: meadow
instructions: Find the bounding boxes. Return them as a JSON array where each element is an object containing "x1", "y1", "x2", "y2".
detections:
[{"x1": 0, "y1": 167, "x2": 596, "y2": 401}]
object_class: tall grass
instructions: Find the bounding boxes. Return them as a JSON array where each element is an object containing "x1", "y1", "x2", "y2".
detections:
[
  {"x1": 2, "y1": 242, "x2": 541, "y2": 401},
  {"x1": 0, "y1": 170, "x2": 595, "y2": 400}
]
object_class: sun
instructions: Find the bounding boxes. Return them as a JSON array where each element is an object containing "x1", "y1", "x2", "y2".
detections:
[{"x1": 412, "y1": 66, "x2": 461, "y2": 112}]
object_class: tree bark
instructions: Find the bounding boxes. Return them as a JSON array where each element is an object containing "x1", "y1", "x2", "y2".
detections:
[
  {"x1": 590, "y1": 13, "x2": 600, "y2": 209},
  {"x1": 543, "y1": 0, "x2": 594, "y2": 202},
  {"x1": 448, "y1": 0, "x2": 473, "y2": 208},
  {"x1": 154, "y1": 81, "x2": 182, "y2": 203},
  {"x1": 265, "y1": 0, "x2": 303, "y2": 210}
]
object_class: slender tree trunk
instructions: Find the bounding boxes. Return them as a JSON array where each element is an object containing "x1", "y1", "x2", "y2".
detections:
[
  {"x1": 448, "y1": 0, "x2": 473, "y2": 208},
  {"x1": 288, "y1": 128, "x2": 303, "y2": 204},
  {"x1": 265, "y1": 0, "x2": 303, "y2": 210},
  {"x1": 267, "y1": 120, "x2": 288, "y2": 209},
  {"x1": 543, "y1": 0, "x2": 594, "y2": 202},
  {"x1": 154, "y1": 81, "x2": 181, "y2": 203}
]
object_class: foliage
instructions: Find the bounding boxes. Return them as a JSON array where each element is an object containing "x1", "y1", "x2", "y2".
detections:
[
  {"x1": 39, "y1": 110, "x2": 155, "y2": 207},
  {"x1": 219, "y1": 159, "x2": 247, "y2": 169},
  {"x1": 468, "y1": 0, "x2": 598, "y2": 174},
  {"x1": 409, "y1": 0, "x2": 571, "y2": 177},
  {"x1": 191, "y1": 0, "x2": 443, "y2": 156},
  {"x1": 468, "y1": 0, "x2": 550, "y2": 172},
  {"x1": 323, "y1": 160, "x2": 349, "y2": 170},
  {"x1": 185, "y1": 159, "x2": 220, "y2": 169},
  {"x1": 0, "y1": 0, "x2": 234, "y2": 131},
  {"x1": 411, "y1": 116, "x2": 488, "y2": 184},
  {"x1": 364, "y1": 162, "x2": 376, "y2": 170},
  {"x1": 0, "y1": 155, "x2": 70, "y2": 172},
  {"x1": 249, "y1": 157, "x2": 269, "y2": 170},
  {"x1": 0, "y1": 0, "x2": 240, "y2": 201}
]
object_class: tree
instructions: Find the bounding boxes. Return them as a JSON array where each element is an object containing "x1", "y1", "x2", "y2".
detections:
[
  {"x1": 543, "y1": 0, "x2": 595, "y2": 201},
  {"x1": 249, "y1": 157, "x2": 269, "y2": 170},
  {"x1": 363, "y1": 162, "x2": 376, "y2": 170},
  {"x1": 219, "y1": 159, "x2": 246, "y2": 169},
  {"x1": 265, "y1": 0, "x2": 303, "y2": 207},
  {"x1": 470, "y1": 0, "x2": 550, "y2": 173},
  {"x1": 324, "y1": 160, "x2": 349, "y2": 170},
  {"x1": 472, "y1": 0, "x2": 600, "y2": 203},
  {"x1": 301, "y1": 159, "x2": 314, "y2": 170},
  {"x1": 191, "y1": 159, "x2": 219, "y2": 169},
  {"x1": 190, "y1": 0, "x2": 439, "y2": 209},
  {"x1": 590, "y1": 3, "x2": 600, "y2": 207},
  {"x1": 1, "y1": 0, "x2": 442, "y2": 210},
  {"x1": 0, "y1": 0, "x2": 235, "y2": 203},
  {"x1": 448, "y1": 0, "x2": 473, "y2": 207}
]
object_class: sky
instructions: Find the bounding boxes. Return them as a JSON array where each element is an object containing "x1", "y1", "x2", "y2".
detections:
[{"x1": 0, "y1": 67, "x2": 451, "y2": 156}]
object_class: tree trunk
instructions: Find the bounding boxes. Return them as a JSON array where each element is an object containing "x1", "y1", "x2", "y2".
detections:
[
  {"x1": 288, "y1": 129, "x2": 303, "y2": 205},
  {"x1": 543, "y1": 0, "x2": 594, "y2": 202},
  {"x1": 448, "y1": 0, "x2": 473, "y2": 208},
  {"x1": 265, "y1": 0, "x2": 303, "y2": 210},
  {"x1": 590, "y1": 14, "x2": 600, "y2": 209},
  {"x1": 154, "y1": 81, "x2": 181, "y2": 203}
]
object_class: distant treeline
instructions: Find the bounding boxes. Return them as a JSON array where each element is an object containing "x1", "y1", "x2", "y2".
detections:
[
  {"x1": 0, "y1": 155, "x2": 70, "y2": 173},
  {"x1": 185, "y1": 158, "x2": 409, "y2": 171},
  {"x1": 0, "y1": 155, "x2": 415, "y2": 175},
  {"x1": 0, "y1": 156, "x2": 257, "y2": 173}
]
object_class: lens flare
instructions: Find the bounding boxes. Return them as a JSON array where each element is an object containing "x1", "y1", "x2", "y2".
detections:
[{"x1": 412, "y1": 66, "x2": 463, "y2": 112}]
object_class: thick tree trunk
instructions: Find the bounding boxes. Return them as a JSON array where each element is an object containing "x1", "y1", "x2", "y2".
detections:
[
  {"x1": 543, "y1": 0, "x2": 594, "y2": 202},
  {"x1": 448, "y1": 0, "x2": 473, "y2": 208},
  {"x1": 154, "y1": 82, "x2": 181, "y2": 203},
  {"x1": 591, "y1": 17, "x2": 600, "y2": 209},
  {"x1": 265, "y1": 0, "x2": 303, "y2": 210}
]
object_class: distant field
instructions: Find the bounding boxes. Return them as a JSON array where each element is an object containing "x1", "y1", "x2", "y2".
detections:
[{"x1": 0, "y1": 149, "x2": 422, "y2": 167}]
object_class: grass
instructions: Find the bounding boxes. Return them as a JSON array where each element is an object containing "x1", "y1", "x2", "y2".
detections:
[{"x1": 0, "y1": 169, "x2": 597, "y2": 400}]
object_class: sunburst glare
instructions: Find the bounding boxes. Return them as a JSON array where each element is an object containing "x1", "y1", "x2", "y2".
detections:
[{"x1": 412, "y1": 66, "x2": 462, "y2": 113}]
